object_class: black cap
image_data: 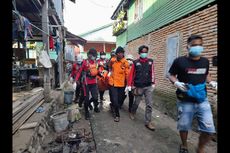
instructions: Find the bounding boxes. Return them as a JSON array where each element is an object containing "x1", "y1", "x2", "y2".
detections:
[
  {"x1": 115, "y1": 46, "x2": 125, "y2": 54},
  {"x1": 88, "y1": 48, "x2": 97, "y2": 57}
]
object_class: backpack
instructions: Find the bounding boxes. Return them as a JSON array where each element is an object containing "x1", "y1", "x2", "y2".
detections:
[{"x1": 86, "y1": 60, "x2": 98, "y2": 77}]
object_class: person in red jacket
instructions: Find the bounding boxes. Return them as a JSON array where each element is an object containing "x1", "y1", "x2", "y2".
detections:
[
  {"x1": 75, "y1": 48, "x2": 100, "y2": 120},
  {"x1": 127, "y1": 45, "x2": 156, "y2": 131},
  {"x1": 68, "y1": 54, "x2": 84, "y2": 104}
]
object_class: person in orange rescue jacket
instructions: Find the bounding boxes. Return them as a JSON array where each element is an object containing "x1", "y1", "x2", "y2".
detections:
[{"x1": 108, "y1": 46, "x2": 129, "y2": 122}]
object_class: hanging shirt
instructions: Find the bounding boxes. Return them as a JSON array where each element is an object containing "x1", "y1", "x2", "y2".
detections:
[
  {"x1": 24, "y1": 17, "x2": 33, "y2": 40},
  {"x1": 55, "y1": 41, "x2": 61, "y2": 54},
  {"x1": 49, "y1": 36, "x2": 54, "y2": 49}
]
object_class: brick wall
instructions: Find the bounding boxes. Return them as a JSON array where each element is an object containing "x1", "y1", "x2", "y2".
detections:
[
  {"x1": 105, "y1": 43, "x2": 116, "y2": 53},
  {"x1": 127, "y1": 5, "x2": 217, "y2": 113},
  {"x1": 84, "y1": 43, "x2": 104, "y2": 52},
  {"x1": 84, "y1": 42, "x2": 116, "y2": 53}
]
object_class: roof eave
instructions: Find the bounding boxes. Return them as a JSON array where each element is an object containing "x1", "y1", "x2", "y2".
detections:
[{"x1": 111, "y1": 0, "x2": 129, "y2": 20}]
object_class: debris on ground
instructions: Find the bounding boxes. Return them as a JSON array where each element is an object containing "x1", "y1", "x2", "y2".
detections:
[{"x1": 42, "y1": 128, "x2": 95, "y2": 153}]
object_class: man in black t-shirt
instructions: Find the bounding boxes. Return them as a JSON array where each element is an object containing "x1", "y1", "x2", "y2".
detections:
[{"x1": 168, "y1": 35, "x2": 217, "y2": 153}]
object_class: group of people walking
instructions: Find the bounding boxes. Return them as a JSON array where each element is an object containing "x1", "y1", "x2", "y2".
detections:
[{"x1": 68, "y1": 34, "x2": 217, "y2": 153}]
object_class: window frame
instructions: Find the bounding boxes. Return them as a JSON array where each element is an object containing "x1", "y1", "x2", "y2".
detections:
[
  {"x1": 164, "y1": 32, "x2": 181, "y2": 78},
  {"x1": 134, "y1": 0, "x2": 143, "y2": 23}
]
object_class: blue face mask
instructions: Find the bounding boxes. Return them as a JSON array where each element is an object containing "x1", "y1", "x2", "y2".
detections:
[
  {"x1": 189, "y1": 46, "x2": 204, "y2": 56},
  {"x1": 140, "y1": 53, "x2": 148, "y2": 58}
]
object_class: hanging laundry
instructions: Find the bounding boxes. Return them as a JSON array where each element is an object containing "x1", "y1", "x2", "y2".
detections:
[
  {"x1": 23, "y1": 17, "x2": 33, "y2": 40},
  {"x1": 52, "y1": 28, "x2": 57, "y2": 36},
  {"x1": 55, "y1": 41, "x2": 61, "y2": 55},
  {"x1": 12, "y1": 22, "x2": 18, "y2": 40},
  {"x1": 49, "y1": 35, "x2": 54, "y2": 49},
  {"x1": 15, "y1": 15, "x2": 24, "y2": 32}
]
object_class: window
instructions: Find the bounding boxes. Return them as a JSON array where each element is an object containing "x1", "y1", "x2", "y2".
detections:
[
  {"x1": 134, "y1": 0, "x2": 143, "y2": 22},
  {"x1": 165, "y1": 33, "x2": 180, "y2": 77}
]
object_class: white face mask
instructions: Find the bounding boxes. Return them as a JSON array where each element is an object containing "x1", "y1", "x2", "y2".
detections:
[{"x1": 101, "y1": 55, "x2": 106, "y2": 59}]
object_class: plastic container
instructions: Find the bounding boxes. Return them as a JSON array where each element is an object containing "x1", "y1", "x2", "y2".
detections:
[
  {"x1": 64, "y1": 90, "x2": 74, "y2": 104},
  {"x1": 50, "y1": 111, "x2": 69, "y2": 132},
  {"x1": 75, "y1": 109, "x2": 81, "y2": 121},
  {"x1": 67, "y1": 108, "x2": 76, "y2": 123}
]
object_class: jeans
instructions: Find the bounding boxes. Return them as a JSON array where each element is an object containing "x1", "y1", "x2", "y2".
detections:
[{"x1": 176, "y1": 98, "x2": 216, "y2": 133}]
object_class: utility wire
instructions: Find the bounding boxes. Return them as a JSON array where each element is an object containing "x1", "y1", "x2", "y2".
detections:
[{"x1": 87, "y1": 0, "x2": 113, "y2": 9}]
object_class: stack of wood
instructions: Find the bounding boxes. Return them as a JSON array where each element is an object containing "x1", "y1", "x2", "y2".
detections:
[{"x1": 13, "y1": 87, "x2": 45, "y2": 134}]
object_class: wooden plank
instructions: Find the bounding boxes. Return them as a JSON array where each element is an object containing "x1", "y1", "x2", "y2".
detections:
[
  {"x1": 13, "y1": 99, "x2": 45, "y2": 134},
  {"x1": 19, "y1": 122, "x2": 39, "y2": 130},
  {"x1": 31, "y1": 87, "x2": 44, "y2": 93},
  {"x1": 12, "y1": 94, "x2": 33, "y2": 109},
  {"x1": 13, "y1": 92, "x2": 37, "y2": 109},
  {"x1": 13, "y1": 88, "x2": 43, "y2": 105},
  {"x1": 13, "y1": 91, "x2": 43, "y2": 116},
  {"x1": 13, "y1": 93, "x2": 44, "y2": 124}
]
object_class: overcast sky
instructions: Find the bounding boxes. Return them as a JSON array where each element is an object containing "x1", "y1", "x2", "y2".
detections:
[{"x1": 63, "y1": 0, "x2": 121, "y2": 35}]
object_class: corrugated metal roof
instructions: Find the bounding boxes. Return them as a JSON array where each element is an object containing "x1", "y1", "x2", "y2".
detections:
[
  {"x1": 127, "y1": 0, "x2": 216, "y2": 42},
  {"x1": 66, "y1": 31, "x2": 87, "y2": 46}
]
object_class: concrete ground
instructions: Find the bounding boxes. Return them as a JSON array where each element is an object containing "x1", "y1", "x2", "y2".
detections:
[{"x1": 89, "y1": 91, "x2": 217, "y2": 153}]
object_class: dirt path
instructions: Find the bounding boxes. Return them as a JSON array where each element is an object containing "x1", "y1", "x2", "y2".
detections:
[{"x1": 89, "y1": 91, "x2": 217, "y2": 153}]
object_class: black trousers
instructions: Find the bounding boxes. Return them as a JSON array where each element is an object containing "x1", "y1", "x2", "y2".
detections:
[
  {"x1": 110, "y1": 86, "x2": 125, "y2": 117},
  {"x1": 84, "y1": 84, "x2": 99, "y2": 113},
  {"x1": 78, "y1": 86, "x2": 85, "y2": 106},
  {"x1": 75, "y1": 83, "x2": 81, "y2": 101},
  {"x1": 109, "y1": 86, "x2": 113, "y2": 103},
  {"x1": 128, "y1": 91, "x2": 134, "y2": 112},
  {"x1": 99, "y1": 90, "x2": 105, "y2": 100}
]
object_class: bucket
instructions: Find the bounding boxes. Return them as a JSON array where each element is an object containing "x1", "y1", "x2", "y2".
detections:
[
  {"x1": 50, "y1": 111, "x2": 69, "y2": 132},
  {"x1": 64, "y1": 90, "x2": 74, "y2": 104}
]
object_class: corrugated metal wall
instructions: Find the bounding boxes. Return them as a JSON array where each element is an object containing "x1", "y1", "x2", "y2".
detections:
[
  {"x1": 127, "y1": 0, "x2": 216, "y2": 42},
  {"x1": 116, "y1": 30, "x2": 128, "y2": 47}
]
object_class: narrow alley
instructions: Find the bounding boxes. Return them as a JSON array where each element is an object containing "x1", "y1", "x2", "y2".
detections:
[{"x1": 12, "y1": 0, "x2": 218, "y2": 153}]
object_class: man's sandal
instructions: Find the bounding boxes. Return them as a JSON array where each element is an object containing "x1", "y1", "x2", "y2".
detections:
[{"x1": 179, "y1": 145, "x2": 189, "y2": 153}]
